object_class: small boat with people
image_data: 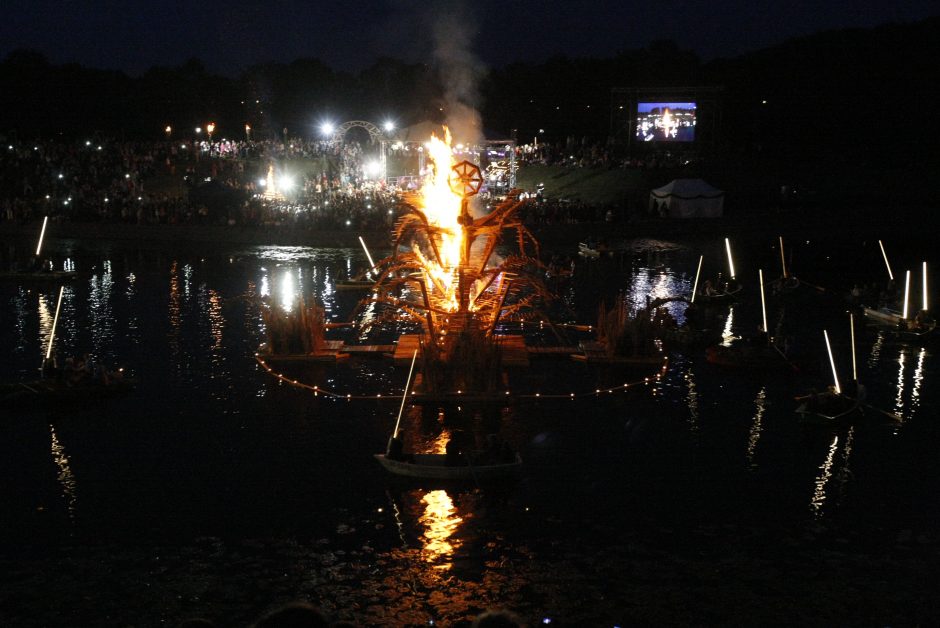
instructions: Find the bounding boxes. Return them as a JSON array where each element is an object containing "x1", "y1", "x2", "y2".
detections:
[
  {"x1": 863, "y1": 306, "x2": 935, "y2": 339},
  {"x1": 706, "y1": 336, "x2": 797, "y2": 371},
  {"x1": 695, "y1": 278, "x2": 742, "y2": 304},
  {"x1": 374, "y1": 349, "x2": 523, "y2": 482},
  {"x1": 795, "y1": 387, "x2": 862, "y2": 424},
  {"x1": 0, "y1": 269, "x2": 77, "y2": 283},
  {"x1": 2, "y1": 365, "x2": 135, "y2": 406},
  {"x1": 374, "y1": 450, "x2": 523, "y2": 481}
]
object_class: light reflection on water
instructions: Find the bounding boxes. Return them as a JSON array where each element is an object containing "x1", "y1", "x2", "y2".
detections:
[
  {"x1": 0, "y1": 238, "x2": 936, "y2": 561},
  {"x1": 810, "y1": 434, "x2": 839, "y2": 517},
  {"x1": 746, "y1": 387, "x2": 766, "y2": 469},
  {"x1": 419, "y1": 489, "x2": 463, "y2": 570},
  {"x1": 49, "y1": 424, "x2": 77, "y2": 522}
]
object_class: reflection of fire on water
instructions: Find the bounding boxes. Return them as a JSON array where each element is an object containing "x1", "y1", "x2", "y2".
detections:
[{"x1": 419, "y1": 489, "x2": 462, "y2": 570}]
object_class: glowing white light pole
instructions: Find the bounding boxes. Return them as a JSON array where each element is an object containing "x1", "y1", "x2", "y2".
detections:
[
  {"x1": 690, "y1": 255, "x2": 703, "y2": 304},
  {"x1": 849, "y1": 312, "x2": 857, "y2": 382},
  {"x1": 878, "y1": 240, "x2": 894, "y2": 281},
  {"x1": 902, "y1": 270, "x2": 911, "y2": 320},
  {"x1": 779, "y1": 236, "x2": 788, "y2": 278},
  {"x1": 759, "y1": 269, "x2": 768, "y2": 333},
  {"x1": 824, "y1": 329, "x2": 841, "y2": 395},
  {"x1": 45, "y1": 285, "x2": 65, "y2": 361},
  {"x1": 359, "y1": 236, "x2": 376, "y2": 272},
  {"x1": 922, "y1": 261, "x2": 928, "y2": 311},
  {"x1": 392, "y1": 349, "x2": 418, "y2": 440},
  {"x1": 36, "y1": 216, "x2": 49, "y2": 256},
  {"x1": 725, "y1": 238, "x2": 736, "y2": 279}
]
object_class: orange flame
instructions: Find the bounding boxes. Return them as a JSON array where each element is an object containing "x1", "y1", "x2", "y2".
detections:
[{"x1": 417, "y1": 128, "x2": 464, "y2": 313}]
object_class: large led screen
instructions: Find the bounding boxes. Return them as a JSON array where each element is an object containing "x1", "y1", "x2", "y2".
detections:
[{"x1": 636, "y1": 102, "x2": 696, "y2": 142}]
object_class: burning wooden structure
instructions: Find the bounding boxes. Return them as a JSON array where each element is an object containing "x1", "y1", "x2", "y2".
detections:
[{"x1": 356, "y1": 130, "x2": 555, "y2": 394}]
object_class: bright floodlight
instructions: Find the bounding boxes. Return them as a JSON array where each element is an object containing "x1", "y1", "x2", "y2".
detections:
[
  {"x1": 278, "y1": 176, "x2": 293, "y2": 191},
  {"x1": 365, "y1": 160, "x2": 382, "y2": 177},
  {"x1": 320, "y1": 122, "x2": 334, "y2": 136},
  {"x1": 258, "y1": 178, "x2": 267, "y2": 187},
  {"x1": 195, "y1": 127, "x2": 202, "y2": 134},
  {"x1": 383, "y1": 121, "x2": 395, "y2": 132}
]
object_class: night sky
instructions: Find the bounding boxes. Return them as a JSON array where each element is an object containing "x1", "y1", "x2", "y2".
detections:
[{"x1": 1, "y1": 0, "x2": 937, "y2": 76}]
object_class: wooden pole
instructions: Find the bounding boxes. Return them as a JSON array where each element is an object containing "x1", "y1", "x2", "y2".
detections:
[
  {"x1": 779, "y1": 236, "x2": 788, "y2": 279},
  {"x1": 45, "y1": 285, "x2": 65, "y2": 361},
  {"x1": 690, "y1": 255, "x2": 703, "y2": 304},
  {"x1": 824, "y1": 329, "x2": 841, "y2": 395},
  {"x1": 488, "y1": 276, "x2": 512, "y2": 337},
  {"x1": 878, "y1": 240, "x2": 894, "y2": 281},
  {"x1": 393, "y1": 349, "x2": 418, "y2": 439},
  {"x1": 416, "y1": 276, "x2": 436, "y2": 339},
  {"x1": 36, "y1": 216, "x2": 49, "y2": 256}
]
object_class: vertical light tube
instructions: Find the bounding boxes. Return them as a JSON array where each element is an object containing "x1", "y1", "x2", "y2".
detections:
[
  {"x1": 725, "y1": 238, "x2": 736, "y2": 279},
  {"x1": 878, "y1": 240, "x2": 894, "y2": 281},
  {"x1": 36, "y1": 216, "x2": 49, "y2": 256},
  {"x1": 45, "y1": 285, "x2": 65, "y2": 361},
  {"x1": 759, "y1": 269, "x2": 767, "y2": 333},
  {"x1": 824, "y1": 329, "x2": 841, "y2": 395},
  {"x1": 690, "y1": 255, "x2": 703, "y2": 304},
  {"x1": 922, "y1": 261, "x2": 928, "y2": 311},
  {"x1": 902, "y1": 270, "x2": 911, "y2": 320},
  {"x1": 849, "y1": 313, "x2": 857, "y2": 382}
]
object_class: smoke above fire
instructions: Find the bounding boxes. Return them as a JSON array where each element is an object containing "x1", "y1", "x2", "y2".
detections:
[{"x1": 430, "y1": 1, "x2": 484, "y2": 148}]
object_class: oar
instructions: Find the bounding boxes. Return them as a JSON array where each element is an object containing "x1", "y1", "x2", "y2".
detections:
[{"x1": 859, "y1": 402, "x2": 902, "y2": 423}]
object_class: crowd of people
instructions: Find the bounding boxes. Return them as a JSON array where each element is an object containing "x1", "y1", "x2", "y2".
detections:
[{"x1": 0, "y1": 135, "x2": 655, "y2": 233}]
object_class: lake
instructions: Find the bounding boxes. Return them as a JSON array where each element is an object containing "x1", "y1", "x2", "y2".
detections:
[{"x1": 1, "y1": 234, "x2": 937, "y2": 626}]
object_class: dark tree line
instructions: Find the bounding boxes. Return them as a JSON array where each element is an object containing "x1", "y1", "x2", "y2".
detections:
[{"x1": 2, "y1": 16, "x2": 938, "y2": 203}]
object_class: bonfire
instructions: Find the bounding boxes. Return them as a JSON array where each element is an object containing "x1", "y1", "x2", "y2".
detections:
[{"x1": 356, "y1": 128, "x2": 555, "y2": 393}]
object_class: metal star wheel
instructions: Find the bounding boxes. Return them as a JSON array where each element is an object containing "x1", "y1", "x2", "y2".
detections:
[{"x1": 448, "y1": 160, "x2": 484, "y2": 197}]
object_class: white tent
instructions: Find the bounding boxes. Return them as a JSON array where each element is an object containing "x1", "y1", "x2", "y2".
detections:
[{"x1": 649, "y1": 179, "x2": 724, "y2": 218}]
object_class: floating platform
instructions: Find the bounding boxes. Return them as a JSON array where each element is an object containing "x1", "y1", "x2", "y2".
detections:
[{"x1": 572, "y1": 340, "x2": 665, "y2": 365}]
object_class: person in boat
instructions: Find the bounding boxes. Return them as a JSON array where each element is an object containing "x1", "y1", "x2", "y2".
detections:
[
  {"x1": 907, "y1": 309, "x2": 933, "y2": 332},
  {"x1": 842, "y1": 380, "x2": 866, "y2": 402},
  {"x1": 386, "y1": 435, "x2": 413, "y2": 462},
  {"x1": 445, "y1": 430, "x2": 470, "y2": 466},
  {"x1": 41, "y1": 357, "x2": 60, "y2": 381},
  {"x1": 703, "y1": 279, "x2": 717, "y2": 297}
]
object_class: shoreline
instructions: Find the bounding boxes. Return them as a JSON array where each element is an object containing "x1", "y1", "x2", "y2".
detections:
[{"x1": 0, "y1": 209, "x2": 919, "y2": 250}]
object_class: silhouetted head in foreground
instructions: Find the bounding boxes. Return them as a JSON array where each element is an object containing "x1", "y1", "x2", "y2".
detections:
[
  {"x1": 252, "y1": 602, "x2": 329, "y2": 628},
  {"x1": 472, "y1": 608, "x2": 526, "y2": 627}
]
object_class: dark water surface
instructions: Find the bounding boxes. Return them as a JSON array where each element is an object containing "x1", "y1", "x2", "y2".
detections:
[{"x1": 1, "y1": 235, "x2": 937, "y2": 626}]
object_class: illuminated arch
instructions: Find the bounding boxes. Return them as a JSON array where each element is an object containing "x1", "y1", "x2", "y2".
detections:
[{"x1": 332, "y1": 120, "x2": 385, "y2": 144}]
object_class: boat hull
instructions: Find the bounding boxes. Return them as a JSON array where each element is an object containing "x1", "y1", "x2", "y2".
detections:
[{"x1": 374, "y1": 453, "x2": 522, "y2": 481}]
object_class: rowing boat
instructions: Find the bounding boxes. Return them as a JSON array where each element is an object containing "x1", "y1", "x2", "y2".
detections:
[{"x1": 374, "y1": 452, "x2": 522, "y2": 481}]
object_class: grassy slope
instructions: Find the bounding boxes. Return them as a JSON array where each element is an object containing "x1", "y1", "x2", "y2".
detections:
[{"x1": 514, "y1": 164, "x2": 646, "y2": 206}]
